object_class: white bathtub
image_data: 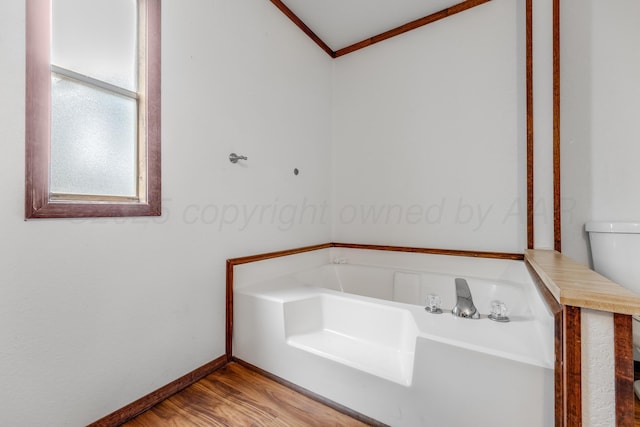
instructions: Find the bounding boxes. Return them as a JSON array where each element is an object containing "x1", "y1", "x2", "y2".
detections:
[{"x1": 233, "y1": 248, "x2": 554, "y2": 426}]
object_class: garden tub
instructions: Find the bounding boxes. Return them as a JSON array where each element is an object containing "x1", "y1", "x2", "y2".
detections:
[{"x1": 232, "y1": 248, "x2": 554, "y2": 426}]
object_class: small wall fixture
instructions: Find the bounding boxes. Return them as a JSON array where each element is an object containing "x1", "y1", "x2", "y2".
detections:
[{"x1": 229, "y1": 153, "x2": 248, "y2": 164}]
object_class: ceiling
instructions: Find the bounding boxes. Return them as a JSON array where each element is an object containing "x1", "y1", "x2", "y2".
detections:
[{"x1": 276, "y1": 0, "x2": 480, "y2": 54}]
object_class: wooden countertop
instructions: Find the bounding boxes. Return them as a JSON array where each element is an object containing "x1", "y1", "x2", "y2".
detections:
[{"x1": 525, "y1": 249, "x2": 640, "y2": 315}]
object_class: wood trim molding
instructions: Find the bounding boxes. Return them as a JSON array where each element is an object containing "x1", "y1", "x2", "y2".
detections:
[
  {"x1": 25, "y1": 0, "x2": 52, "y2": 218},
  {"x1": 25, "y1": 0, "x2": 162, "y2": 219},
  {"x1": 526, "y1": 0, "x2": 534, "y2": 250},
  {"x1": 331, "y1": 242, "x2": 524, "y2": 260},
  {"x1": 144, "y1": 0, "x2": 162, "y2": 217},
  {"x1": 269, "y1": 0, "x2": 492, "y2": 59},
  {"x1": 87, "y1": 355, "x2": 227, "y2": 427},
  {"x1": 614, "y1": 314, "x2": 634, "y2": 427},
  {"x1": 225, "y1": 258, "x2": 235, "y2": 362},
  {"x1": 553, "y1": 0, "x2": 561, "y2": 252},
  {"x1": 333, "y1": 0, "x2": 492, "y2": 58},
  {"x1": 269, "y1": 0, "x2": 335, "y2": 58},
  {"x1": 563, "y1": 306, "x2": 582, "y2": 426},
  {"x1": 226, "y1": 243, "x2": 333, "y2": 266},
  {"x1": 555, "y1": 309, "x2": 565, "y2": 427}
]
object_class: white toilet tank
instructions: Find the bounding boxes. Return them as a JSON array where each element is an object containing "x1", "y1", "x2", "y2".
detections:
[{"x1": 586, "y1": 221, "x2": 640, "y2": 295}]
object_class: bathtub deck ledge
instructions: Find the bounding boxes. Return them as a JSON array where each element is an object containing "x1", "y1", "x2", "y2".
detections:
[{"x1": 525, "y1": 249, "x2": 640, "y2": 315}]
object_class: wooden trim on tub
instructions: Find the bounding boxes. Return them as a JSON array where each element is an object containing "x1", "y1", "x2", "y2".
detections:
[
  {"x1": 333, "y1": 0, "x2": 492, "y2": 58},
  {"x1": 87, "y1": 355, "x2": 227, "y2": 427},
  {"x1": 227, "y1": 243, "x2": 333, "y2": 266},
  {"x1": 233, "y1": 357, "x2": 390, "y2": 427},
  {"x1": 331, "y1": 242, "x2": 524, "y2": 260},
  {"x1": 614, "y1": 313, "x2": 634, "y2": 427}
]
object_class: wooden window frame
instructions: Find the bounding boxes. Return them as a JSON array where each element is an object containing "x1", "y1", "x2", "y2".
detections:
[{"x1": 25, "y1": 0, "x2": 161, "y2": 219}]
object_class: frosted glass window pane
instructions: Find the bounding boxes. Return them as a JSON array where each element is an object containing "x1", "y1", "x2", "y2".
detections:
[
  {"x1": 52, "y1": 0, "x2": 137, "y2": 91},
  {"x1": 51, "y1": 77, "x2": 138, "y2": 197}
]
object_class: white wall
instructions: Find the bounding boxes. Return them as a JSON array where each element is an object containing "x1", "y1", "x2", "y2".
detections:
[
  {"x1": 0, "y1": 1, "x2": 332, "y2": 425},
  {"x1": 561, "y1": 0, "x2": 640, "y2": 265},
  {"x1": 331, "y1": 0, "x2": 528, "y2": 253}
]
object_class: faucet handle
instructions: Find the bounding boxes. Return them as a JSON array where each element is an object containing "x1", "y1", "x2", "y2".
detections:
[
  {"x1": 488, "y1": 300, "x2": 510, "y2": 322},
  {"x1": 425, "y1": 293, "x2": 443, "y2": 314}
]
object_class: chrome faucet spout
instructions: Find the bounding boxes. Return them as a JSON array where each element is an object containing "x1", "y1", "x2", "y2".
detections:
[{"x1": 452, "y1": 278, "x2": 480, "y2": 319}]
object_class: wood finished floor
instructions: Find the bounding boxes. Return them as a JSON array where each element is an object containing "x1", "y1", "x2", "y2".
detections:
[
  {"x1": 122, "y1": 361, "x2": 640, "y2": 426},
  {"x1": 122, "y1": 362, "x2": 372, "y2": 427}
]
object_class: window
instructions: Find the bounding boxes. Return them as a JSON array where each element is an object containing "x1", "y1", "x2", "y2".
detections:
[{"x1": 25, "y1": 0, "x2": 161, "y2": 218}]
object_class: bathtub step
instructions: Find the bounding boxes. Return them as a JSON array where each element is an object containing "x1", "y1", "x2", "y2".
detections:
[{"x1": 287, "y1": 329, "x2": 414, "y2": 386}]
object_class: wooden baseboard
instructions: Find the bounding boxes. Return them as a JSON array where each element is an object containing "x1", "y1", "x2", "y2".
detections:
[
  {"x1": 233, "y1": 357, "x2": 389, "y2": 427},
  {"x1": 88, "y1": 355, "x2": 227, "y2": 427}
]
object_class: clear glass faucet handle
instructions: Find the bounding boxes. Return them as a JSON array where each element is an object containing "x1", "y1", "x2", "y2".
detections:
[
  {"x1": 489, "y1": 300, "x2": 509, "y2": 322},
  {"x1": 425, "y1": 293, "x2": 443, "y2": 314}
]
